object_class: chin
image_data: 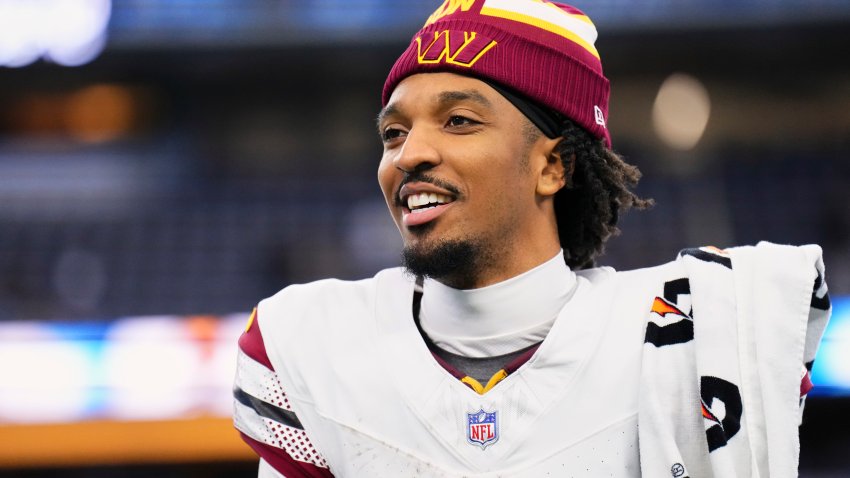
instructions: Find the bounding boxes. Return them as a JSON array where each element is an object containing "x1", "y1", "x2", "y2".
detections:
[
  {"x1": 401, "y1": 236, "x2": 491, "y2": 288},
  {"x1": 404, "y1": 221, "x2": 438, "y2": 237}
]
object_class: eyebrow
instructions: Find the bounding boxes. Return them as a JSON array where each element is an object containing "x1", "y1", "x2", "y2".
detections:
[
  {"x1": 376, "y1": 88, "x2": 494, "y2": 131},
  {"x1": 376, "y1": 104, "x2": 400, "y2": 132},
  {"x1": 436, "y1": 89, "x2": 493, "y2": 110}
]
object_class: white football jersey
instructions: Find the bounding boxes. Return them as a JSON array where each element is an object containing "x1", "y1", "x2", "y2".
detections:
[{"x1": 252, "y1": 265, "x2": 669, "y2": 477}]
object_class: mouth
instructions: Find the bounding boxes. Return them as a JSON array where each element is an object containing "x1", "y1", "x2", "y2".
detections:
[{"x1": 398, "y1": 184, "x2": 458, "y2": 228}]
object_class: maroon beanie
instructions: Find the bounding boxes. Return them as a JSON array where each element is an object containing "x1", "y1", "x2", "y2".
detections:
[{"x1": 382, "y1": 0, "x2": 611, "y2": 146}]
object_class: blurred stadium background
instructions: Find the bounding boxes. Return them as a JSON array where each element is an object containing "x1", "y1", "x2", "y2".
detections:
[{"x1": 0, "y1": 0, "x2": 849, "y2": 476}]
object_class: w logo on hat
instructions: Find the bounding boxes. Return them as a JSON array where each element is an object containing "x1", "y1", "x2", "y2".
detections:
[{"x1": 416, "y1": 30, "x2": 497, "y2": 68}]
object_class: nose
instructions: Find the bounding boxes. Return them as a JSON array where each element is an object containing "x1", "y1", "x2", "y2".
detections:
[{"x1": 393, "y1": 127, "x2": 441, "y2": 173}]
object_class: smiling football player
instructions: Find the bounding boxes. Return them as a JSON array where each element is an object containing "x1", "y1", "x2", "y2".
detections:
[{"x1": 233, "y1": 1, "x2": 831, "y2": 476}]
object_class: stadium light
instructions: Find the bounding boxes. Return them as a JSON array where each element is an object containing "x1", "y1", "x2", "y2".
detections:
[
  {"x1": 652, "y1": 73, "x2": 711, "y2": 151},
  {"x1": 0, "y1": 0, "x2": 111, "y2": 68}
]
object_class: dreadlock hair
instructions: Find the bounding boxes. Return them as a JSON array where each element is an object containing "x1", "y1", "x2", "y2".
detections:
[{"x1": 553, "y1": 118, "x2": 653, "y2": 269}]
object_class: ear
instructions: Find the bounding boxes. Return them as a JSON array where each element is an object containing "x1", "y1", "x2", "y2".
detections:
[{"x1": 536, "y1": 137, "x2": 568, "y2": 197}]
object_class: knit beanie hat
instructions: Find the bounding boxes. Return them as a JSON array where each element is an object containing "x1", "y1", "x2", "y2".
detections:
[{"x1": 382, "y1": 0, "x2": 611, "y2": 146}]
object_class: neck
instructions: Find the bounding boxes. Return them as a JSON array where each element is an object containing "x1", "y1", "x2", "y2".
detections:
[
  {"x1": 419, "y1": 250, "x2": 576, "y2": 357},
  {"x1": 437, "y1": 241, "x2": 564, "y2": 290}
]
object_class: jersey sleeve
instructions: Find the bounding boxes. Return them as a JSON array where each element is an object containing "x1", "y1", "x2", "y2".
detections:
[{"x1": 233, "y1": 308, "x2": 334, "y2": 478}]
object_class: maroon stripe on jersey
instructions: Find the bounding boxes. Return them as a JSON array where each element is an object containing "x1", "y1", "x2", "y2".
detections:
[
  {"x1": 428, "y1": 342, "x2": 541, "y2": 386},
  {"x1": 504, "y1": 343, "x2": 541, "y2": 375},
  {"x1": 239, "y1": 431, "x2": 334, "y2": 478},
  {"x1": 429, "y1": 350, "x2": 467, "y2": 381},
  {"x1": 239, "y1": 309, "x2": 274, "y2": 370},
  {"x1": 801, "y1": 371, "x2": 814, "y2": 397}
]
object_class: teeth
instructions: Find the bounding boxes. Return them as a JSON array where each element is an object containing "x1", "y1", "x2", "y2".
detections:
[{"x1": 406, "y1": 192, "x2": 451, "y2": 210}]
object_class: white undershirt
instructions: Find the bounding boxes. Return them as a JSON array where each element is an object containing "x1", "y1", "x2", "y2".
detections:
[{"x1": 419, "y1": 251, "x2": 577, "y2": 358}]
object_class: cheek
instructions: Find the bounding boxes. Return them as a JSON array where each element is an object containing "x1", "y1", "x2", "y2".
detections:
[
  {"x1": 472, "y1": 154, "x2": 537, "y2": 214},
  {"x1": 377, "y1": 155, "x2": 398, "y2": 206},
  {"x1": 470, "y1": 153, "x2": 527, "y2": 192}
]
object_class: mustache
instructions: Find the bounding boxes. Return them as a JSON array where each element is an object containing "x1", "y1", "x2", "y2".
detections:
[{"x1": 395, "y1": 172, "x2": 461, "y2": 207}]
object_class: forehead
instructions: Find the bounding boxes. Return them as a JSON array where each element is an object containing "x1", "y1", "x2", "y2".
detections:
[{"x1": 381, "y1": 72, "x2": 504, "y2": 116}]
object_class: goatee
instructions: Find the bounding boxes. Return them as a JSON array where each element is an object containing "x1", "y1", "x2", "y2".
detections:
[{"x1": 401, "y1": 237, "x2": 491, "y2": 289}]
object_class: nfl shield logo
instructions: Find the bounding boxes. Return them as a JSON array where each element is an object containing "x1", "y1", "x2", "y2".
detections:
[{"x1": 466, "y1": 409, "x2": 499, "y2": 449}]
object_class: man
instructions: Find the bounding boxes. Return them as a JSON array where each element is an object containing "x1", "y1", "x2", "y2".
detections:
[{"x1": 233, "y1": 1, "x2": 831, "y2": 476}]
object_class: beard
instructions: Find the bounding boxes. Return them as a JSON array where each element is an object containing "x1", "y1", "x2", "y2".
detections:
[{"x1": 401, "y1": 234, "x2": 493, "y2": 289}]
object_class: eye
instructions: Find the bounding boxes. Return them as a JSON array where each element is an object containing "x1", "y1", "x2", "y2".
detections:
[
  {"x1": 446, "y1": 115, "x2": 478, "y2": 128},
  {"x1": 381, "y1": 127, "x2": 406, "y2": 143}
]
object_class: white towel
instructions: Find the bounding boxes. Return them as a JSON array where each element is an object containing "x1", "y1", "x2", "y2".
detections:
[{"x1": 639, "y1": 243, "x2": 831, "y2": 478}]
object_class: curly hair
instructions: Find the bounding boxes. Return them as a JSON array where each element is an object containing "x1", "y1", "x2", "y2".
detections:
[{"x1": 553, "y1": 118, "x2": 652, "y2": 269}]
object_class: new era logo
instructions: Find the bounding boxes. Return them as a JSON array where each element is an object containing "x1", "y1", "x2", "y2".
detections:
[{"x1": 594, "y1": 105, "x2": 606, "y2": 127}]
